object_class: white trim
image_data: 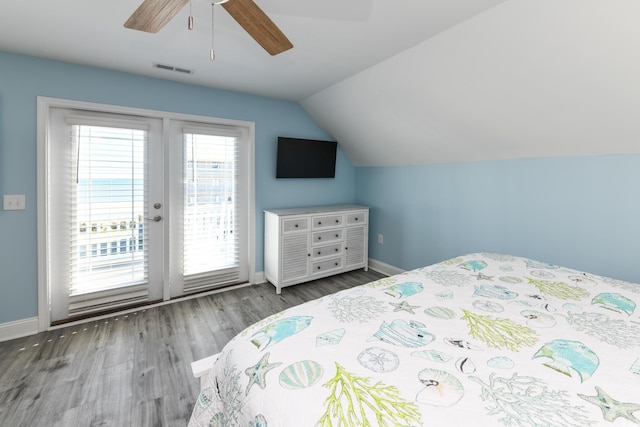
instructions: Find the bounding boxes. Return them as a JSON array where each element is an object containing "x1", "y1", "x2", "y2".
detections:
[
  {"x1": 253, "y1": 271, "x2": 265, "y2": 284},
  {"x1": 368, "y1": 258, "x2": 405, "y2": 276},
  {"x1": 247, "y1": 125, "x2": 257, "y2": 285},
  {"x1": 36, "y1": 96, "x2": 256, "y2": 331},
  {"x1": 2, "y1": 282, "x2": 257, "y2": 341},
  {"x1": 17, "y1": 266, "x2": 362, "y2": 342},
  {"x1": 0, "y1": 317, "x2": 39, "y2": 342},
  {"x1": 162, "y1": 116, "x2": 172, "y2": 301},
  {"x1": 37, "y1": 96, "x2": 254, "y2": 129}
]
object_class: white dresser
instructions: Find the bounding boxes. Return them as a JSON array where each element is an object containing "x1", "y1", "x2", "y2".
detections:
[{"x1": 264, "y1": 205, "x2": 369, "y2": 294}]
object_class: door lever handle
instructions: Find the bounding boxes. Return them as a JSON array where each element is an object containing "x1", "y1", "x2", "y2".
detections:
[{"x1": 148, "y1": 215, "x2": 162, "y2": 222}]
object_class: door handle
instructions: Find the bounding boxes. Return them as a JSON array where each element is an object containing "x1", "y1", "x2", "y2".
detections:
[{"x1": 148, "y1": 215, "x2": 162, "y2": 222}]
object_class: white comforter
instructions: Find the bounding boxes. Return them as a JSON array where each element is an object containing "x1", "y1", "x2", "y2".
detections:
[{"x1": 189, "y1": 253, "x2": 640, "y2": 426}]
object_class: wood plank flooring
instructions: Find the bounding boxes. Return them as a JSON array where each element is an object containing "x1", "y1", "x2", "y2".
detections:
[{"x1": 0, "y1": 269, "x2": 384, "y2": 427}]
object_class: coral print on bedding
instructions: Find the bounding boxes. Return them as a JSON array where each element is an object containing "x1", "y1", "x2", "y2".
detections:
[{"x1": 189, "y1": 253, "x2": 640, "y2": 426}]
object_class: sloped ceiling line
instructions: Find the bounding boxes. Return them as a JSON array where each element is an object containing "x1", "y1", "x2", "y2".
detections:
[{"x1": 301, "y1": 0, "x2": 640, "y2": 167}]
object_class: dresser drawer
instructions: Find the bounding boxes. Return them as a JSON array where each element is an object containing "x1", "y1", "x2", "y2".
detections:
[
  {"x1": 312, "y1": 214, "x2": 344, "y2": 229},
  {"x1": 311, "y1": 257, "x2": 343, "y2": 275},
  {"x1": 346, "y1": 211, "x2": 367, "y2": 225},
  {"x1": 312, "y1": 229, "x2": 343, "y2": 245},
  {"x1": 311, "y1": 243, "x2": 343, "y2": 259},
  {"x1": 282, "y1": 217, "x2": 309, "y2": 233}
]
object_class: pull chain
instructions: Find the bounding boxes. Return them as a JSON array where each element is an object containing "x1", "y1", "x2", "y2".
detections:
[
  {"x1": 210, "y1": 3, "x2": 216, "y2": 61},
  {"x1": 188, "y1": 0, "x2": 194, "y2": 30}
]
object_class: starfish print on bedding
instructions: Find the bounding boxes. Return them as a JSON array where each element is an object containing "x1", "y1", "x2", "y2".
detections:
[
  {"x1": 389, "y1": 300, "x2": 420, "y2": 314},
  {"x1": 244, "y1": 352, "x2": 282, "y2": 395},
  {"x1": 578, "y1": 386, "x2": 640, "y2": 424},
  {"x1": 476, "y1": 272, "x2": 494, "y2": 281}
]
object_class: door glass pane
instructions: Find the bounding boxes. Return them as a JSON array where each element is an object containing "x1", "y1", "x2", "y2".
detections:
[
  {"x1": 183, "y1": 132, "x2": 238, "y2": 276},
  {"x1": 70, "y1": 125, "x2": 148, "y2": 295}
]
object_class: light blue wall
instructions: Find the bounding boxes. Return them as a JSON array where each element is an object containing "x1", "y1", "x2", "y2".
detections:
[
  {"x1": 356, "y1": 155, "x2": 640, "y2": 283},
  {"x1": 0, "y1": 51, "x2": 355, "y2": 324},
  {"x1": 4, "y1": 51, "x2": 639, "y2": 326}
]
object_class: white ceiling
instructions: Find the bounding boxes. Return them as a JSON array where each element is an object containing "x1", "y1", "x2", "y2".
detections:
[
  {"x1": 302, "y1": 0, "x2": 640, "y2": 165},
  {"x1": 2, "y1": 0, "x2": 639, "y2": 166},
  {"x1": 0, "y1": 0, "x2": 503, "y2": 100}
]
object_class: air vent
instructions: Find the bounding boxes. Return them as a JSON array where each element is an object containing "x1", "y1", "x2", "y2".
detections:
[{"x1": 153, "y1": 63, "x2": 194, "y2": 75}]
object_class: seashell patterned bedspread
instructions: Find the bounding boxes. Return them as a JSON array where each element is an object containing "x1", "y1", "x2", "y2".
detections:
[{"x1": 188, "y1": 253, "x2": 640, "y2": 426}]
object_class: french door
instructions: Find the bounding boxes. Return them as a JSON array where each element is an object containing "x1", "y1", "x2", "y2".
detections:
[
  {"x1": 40, "y1": 99, "x2": 253, "y2": 325},
  {"x1": 168, "y1": 122, "x2": 249, "y2": 298}
]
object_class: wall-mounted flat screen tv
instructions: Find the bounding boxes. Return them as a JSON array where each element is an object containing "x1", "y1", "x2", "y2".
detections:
[{"x1": 276, "y1": 137, "x2": 337, "y2": 178}]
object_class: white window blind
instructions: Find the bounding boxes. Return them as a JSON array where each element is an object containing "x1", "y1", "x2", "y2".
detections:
[
  {"x1": 66, "y1": 121, "x2": 150, "y2": 315},
  {"x1": 182, "y1": 127, "x2": 241, "y2": 292},
  {"x1": 42, "y1": 99, "x2": 253, "y2": 325}
]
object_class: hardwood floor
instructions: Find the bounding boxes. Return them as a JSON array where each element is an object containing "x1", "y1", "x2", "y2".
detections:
[{"x1": 0, "y1": 269, "x2": 384, "y2": 427}]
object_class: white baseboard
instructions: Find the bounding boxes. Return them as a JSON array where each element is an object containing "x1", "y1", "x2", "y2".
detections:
[
  {"x1": 3, "y1": 274, "x2": 268, "y2": 342},
  {"x1": 368, "y1": 258, "x2": 405, "y2": 276},
  {"x1": 0, "y1": 271, "x2": 326, "y2": 343},
  {"x1": 254, "y1": 271, "x2": 266, "y2": 284},
  {"x1": 0, "y1": 317, "x2": 39, "y2": 343}
]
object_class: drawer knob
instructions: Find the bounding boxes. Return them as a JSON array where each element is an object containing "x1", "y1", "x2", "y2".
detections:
[
  {"x1": 335, "y1": 262, "x2": 338, "y2": 266},
  {"x1": 355, "y1": 217, "x2": 358, "y2": 221},
  {"x1": 318, "y1": 221, "x2": 322, "y2": 225},
  {"x1": 335, "y1": 248, "x2": 338, "y2": 252},
  {"x1": 335, "y1": 234, "x2": 339, "y2": 238},
  {"x1": 317, "y1": 251, "x2": 321, "y2": 255},
  {"x1": 335, "y1": 219, "x2": 339, "y2": 223},
  {"x1": 318, "y1": 237, "x2": 322, "y2": 240},
  {"x1": 295, "y1": 224, "x2": 298, "y2": 228},
  {"x1": 317, "y1": 266, "x2": 321, "y2": 270}
]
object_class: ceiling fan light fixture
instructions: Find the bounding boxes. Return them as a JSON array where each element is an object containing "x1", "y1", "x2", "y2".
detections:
[
  {"x1": 124, "y1": 0, "x2": 292, "y2": 55},
  {"x1": 210, "y1": 2, "x2": 216, "y2": 61}
]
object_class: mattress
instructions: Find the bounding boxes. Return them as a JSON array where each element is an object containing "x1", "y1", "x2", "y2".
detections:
[{"x1": 188, "y1": 253, "x2": 640, "y2": 426}]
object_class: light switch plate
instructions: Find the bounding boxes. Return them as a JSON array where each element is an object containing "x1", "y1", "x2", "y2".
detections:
[{"x1": 3, "y1": 195, "x2": 26, "y2": 211}]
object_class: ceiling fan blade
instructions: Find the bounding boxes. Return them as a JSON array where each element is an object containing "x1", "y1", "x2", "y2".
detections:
[
  {"x1": 124, "y1": 0, "x2": 190, "y2": 33},
  {"x1": 222, "y1": 0, "x2": 293, "y2": 56}
]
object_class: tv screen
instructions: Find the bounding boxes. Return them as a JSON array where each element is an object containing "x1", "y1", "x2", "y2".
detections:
[{"x1": 276, "y1": 137, "x2": 337, "y2": 178}]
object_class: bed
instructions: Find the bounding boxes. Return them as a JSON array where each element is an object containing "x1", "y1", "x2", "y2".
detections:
[{"x1": 188, "y1": 253, "x2": 640, "y2": 426}]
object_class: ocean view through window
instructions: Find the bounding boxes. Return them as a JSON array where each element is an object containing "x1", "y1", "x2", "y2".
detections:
[{"x1": 71, "y1": 125, "x2": 148, "y2": 295}]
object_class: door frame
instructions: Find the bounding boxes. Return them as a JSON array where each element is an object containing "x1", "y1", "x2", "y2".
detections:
[{"x1": 37, "y1": 97, "x2": 256, "y2": 331}]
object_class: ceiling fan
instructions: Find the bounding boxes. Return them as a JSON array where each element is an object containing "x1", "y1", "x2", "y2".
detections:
[{"x1": 124, "y1": 0, "x2": 293, "y2": 56}]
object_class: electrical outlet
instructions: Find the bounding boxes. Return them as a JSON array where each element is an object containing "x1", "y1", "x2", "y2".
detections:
[
  {"x1": 3, "y1": 195, "x2": 26, "y2": 211},
  {"x1": 377, "y1": 234, "x2": 383, "y2": 244}
]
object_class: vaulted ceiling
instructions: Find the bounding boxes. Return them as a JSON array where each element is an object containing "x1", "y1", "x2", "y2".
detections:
[
  {"x1": 1, "y1": 0, "x2": 639, "y2": 166},
  {"x1": 302, "y1": 0, "x2": 640, "y2": 166}
]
